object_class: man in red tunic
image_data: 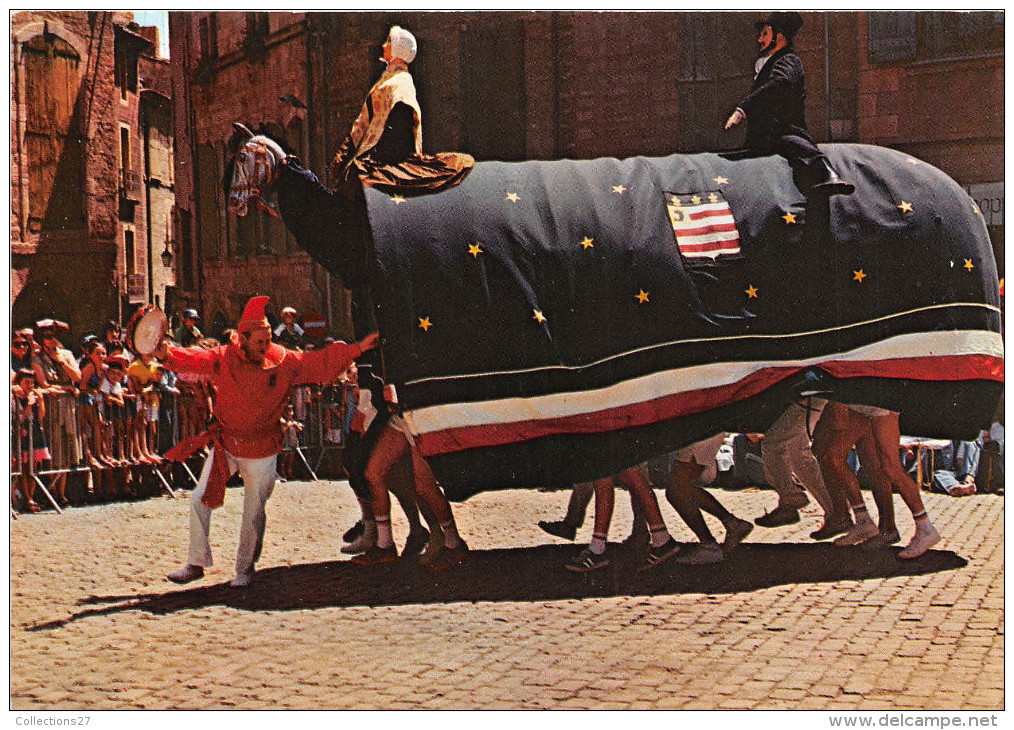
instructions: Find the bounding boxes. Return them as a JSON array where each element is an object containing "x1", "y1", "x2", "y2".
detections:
[{"x1": 161, "y1": 296, "x2": 379, "y2": 588}]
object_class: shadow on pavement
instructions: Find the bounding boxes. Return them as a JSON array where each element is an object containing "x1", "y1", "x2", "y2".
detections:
[{"x1": 28, "y1": 542, "x2": 966, "y2": 631}]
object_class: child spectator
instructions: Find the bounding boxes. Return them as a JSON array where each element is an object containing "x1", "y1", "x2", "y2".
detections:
[
  {"x1": 127, "y1": 353, "x2": 163, "y2": 464},
  {"x1": 279, "y1": 404, "x2": 304, "y2": 480},
  {"x1": 77, "y1": 341, "x2": 110, "y2": 469},
  {"x1": 100, "y1": 357, "x2": 131, "y2": 466},
  {"x1": 11, "y1": 369, "x2": 51, "y2": 511},
  {"x1": 153, "y1": 364, "x2": 181, "y2": 454}
]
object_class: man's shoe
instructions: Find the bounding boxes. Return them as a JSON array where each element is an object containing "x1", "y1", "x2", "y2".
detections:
[
  {"x1": 230, "y1": 571, "x2": 254, "y2": 588},
  {"x1": 342, "y1": 520, "x2": 365, "y2": 543},
  {"x1": 899, "y1": 525, "x2": 941, "y2": 559},
  {"x1": 722, "y1": 517, "x2": 754, "y2": 551},
  {"x1": 638, "y1": 537, "x2": 682, "y2": 571},
  {"x1": 675, "y1": 541, "x2": 725, "y2": 565},
  {"x1": 350, "y1": 545, "x2": 399, "y2": 567},
  {"x1": 622, "y1": 527, "x2": 650, "y2": 550},
  {"x1": 833, "y1": 521, "x2": 879, "y2": 547},
  {"x1": 167, "y1": 564, "x2": 205, "y2": 584},
  {"x1": 810, "y1": 516, "x2": 854, "y2": 541},
  {"x1": 424, "y1": 541, "x2": 469, "y2": 573},
  {"x1": 417, "y1": 534, "x2": 445, "y2": 568},
  {"x1": 402, "y1": 528, "x2": 430, "y2": 558},
  {"x1": 538, "y1": 520, "x2": 578, "y2": 541},
  {"x1": 566, "y1": 548, "x2": 610, "y2": 573},
  {"x1": 755, "y1": 505, "x2": 801, "y2": 528}
]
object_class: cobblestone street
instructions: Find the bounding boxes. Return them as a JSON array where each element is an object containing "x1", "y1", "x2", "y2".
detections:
[{"x1": 10, "y1": 481, "x2": 1003, "y2": 710}]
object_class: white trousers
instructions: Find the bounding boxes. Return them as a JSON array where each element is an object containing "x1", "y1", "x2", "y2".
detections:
[
  {"x1": 187, "y1": 448, "x2": 278, "y2": 576},
  {"x1": 761, "y1": 400, "x2": 832, "y2": 514}
]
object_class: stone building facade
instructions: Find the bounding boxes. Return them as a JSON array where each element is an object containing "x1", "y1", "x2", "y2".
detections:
[
  {"x1": 10, "y1": 11, "x2": 175, "y2": 342},
  {"x1": 168, "y1": 11, "x2": 1003, "y2": 340}
]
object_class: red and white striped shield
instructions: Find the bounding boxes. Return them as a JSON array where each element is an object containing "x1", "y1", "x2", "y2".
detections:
[{"x1": 667, "y1": 190, "x2": 741, "y2": 261}]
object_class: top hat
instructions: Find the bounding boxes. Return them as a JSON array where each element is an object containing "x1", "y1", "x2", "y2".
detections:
[{"x1": 755, "y1": 12, "x2": 803, "y2": 42}]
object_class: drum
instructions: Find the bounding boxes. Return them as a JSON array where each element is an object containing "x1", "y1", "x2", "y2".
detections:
[{"x1": 126, "y1": 305, "x2": 168, "y2": 357}]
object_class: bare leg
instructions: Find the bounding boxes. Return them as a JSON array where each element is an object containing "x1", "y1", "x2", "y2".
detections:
[{"x1": 871, "y1": 412, "x2": 940, "y2": 558}]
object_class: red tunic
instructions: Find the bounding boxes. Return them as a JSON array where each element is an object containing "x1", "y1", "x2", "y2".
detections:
[{"x1": 166, "y1": 341, "x2": 360, "y2": 459}]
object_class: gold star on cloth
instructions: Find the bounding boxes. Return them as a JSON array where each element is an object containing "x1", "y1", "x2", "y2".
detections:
[
  {"x1": 708, "y1": 193, "x2": 719, "y2": 203},
  {"x1": 505, "y1": 192, "x2": 520, "y2": 203},
  {"x1": 964, "y1": 259, "x2": 975, "y2": 271},
  {"x1": 897, "y1": 201, "x2": 914, "y2": 214},
  {"x1": 635, "y1": 289, "x2": 650, "y2": 304},
  {"x1": 579, "y1": 236, "x2": 595, "y2": 250},
  {"x1": 391, "y1": 194, "x2": 407, "y2": 205},
  {"x1": 418, "y1": 317, "x2": 433, "y2": 332},
  {"x1": 468, "y1": 244, "x2": 483, "y2": 258},
  {"x1": 669, "y1": 195, "x2": 682, "y2": 208},
  {"x1": 782, "y1": 212, "x2": 798, "y2": 225},
  {"x1": 745, "y1": 285, "x2": 758, "y2": 299},
  {"x1": 532, "y1": 309, "x2": 547, "y2": 324},
  {"x1": 853, "y1": 270, "x2": 867, "y2": 283},
  {"x1": 714, "y1": 176, "x2": 729, "y2": 185},
  {"x1": 691, "y1": 195, "x2": 702, "y2": 205},
  {"x1": 611, "y1": 184, "x2": 627, "y2": 195}
]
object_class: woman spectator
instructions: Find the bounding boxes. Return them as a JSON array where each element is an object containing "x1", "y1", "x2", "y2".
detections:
[
  {"x1": 34, "y1": 320, "x2": 81, "y2": 506},
  {"x1": 12, "y1": 369, "x2": 51, "y2": 511}
]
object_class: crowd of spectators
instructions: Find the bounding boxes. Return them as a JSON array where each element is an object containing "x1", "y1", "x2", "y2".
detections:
[{"x1": 10, "y1": 306, "x2": 356, "y2": 514}]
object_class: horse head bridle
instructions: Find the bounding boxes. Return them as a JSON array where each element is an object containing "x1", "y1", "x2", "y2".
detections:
[{"x1": 229, "y1": 123, "x2": 287, "y2": 218}]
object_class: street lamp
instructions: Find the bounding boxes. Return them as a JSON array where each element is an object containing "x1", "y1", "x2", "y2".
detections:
[{"x1": 160, "y1": 218, "x2": 173, "y2": 268}]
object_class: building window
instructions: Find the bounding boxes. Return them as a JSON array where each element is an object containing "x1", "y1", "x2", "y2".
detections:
[
  {"x1": 120, "y1": 126, "x2": 130, "y2": 170},
  {"x1": 922, "y1": 12, "x2": 1003, "y2": 60},
  {"x1": 113, "y1": 31, "x2": 139, "y2": 99},
  {"x1": 196, "y1": 144, "x2": 222, "y2": 260},
  {"x1": 22, "y1": 30, "x2": 85, "y2": 233},
  {"x1": 869, "y1": 11, "x2": 1003, "y2": 64},
  {"x1": 199, "y1": 13, "x2": 218, "y2": 60},
  {"x1": 242, "y1": 12, "x2": 269, "y2": 61},
  {"x1": 124, "y1": 228, "x2": 136, "y2": 274}
]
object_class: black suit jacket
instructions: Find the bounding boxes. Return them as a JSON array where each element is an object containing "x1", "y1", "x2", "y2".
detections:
[{"x1": 737, "y1": 47, "x2": 812, "y2": 150}]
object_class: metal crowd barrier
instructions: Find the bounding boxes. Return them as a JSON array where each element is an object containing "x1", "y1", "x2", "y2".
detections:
[{"x1": 11, "y1": 381, "x2": 356, "y2": 516}]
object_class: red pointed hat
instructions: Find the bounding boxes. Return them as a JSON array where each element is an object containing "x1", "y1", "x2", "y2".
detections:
[{"x1": 238, "y1": 295, "x2": 271, "y2": 333}]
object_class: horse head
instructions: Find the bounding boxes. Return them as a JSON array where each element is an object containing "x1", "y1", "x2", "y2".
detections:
[{"x1": 228, "y1": 122, "x2": 288, "y2": 217}]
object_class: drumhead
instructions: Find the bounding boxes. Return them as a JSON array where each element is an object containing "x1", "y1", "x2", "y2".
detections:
[{"x1": 127, "y1": 306, "x2": 168, "y2": 356}]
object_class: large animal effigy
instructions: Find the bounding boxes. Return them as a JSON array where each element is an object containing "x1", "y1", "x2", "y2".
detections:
[{"x1": 238, "y1": 136, "x2": 1003, "y2": 500}]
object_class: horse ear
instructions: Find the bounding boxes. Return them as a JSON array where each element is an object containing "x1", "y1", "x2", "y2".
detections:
[{"x1": 233, "y1": 122, "x2": 254, "y2": 139}]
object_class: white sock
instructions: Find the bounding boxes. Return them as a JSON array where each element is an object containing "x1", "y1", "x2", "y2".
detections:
[
  {"x1": 440, "y1": 520, "x2": 461, "y2": 549},
  {"x1": 589, "y1": 532, "x2": 607, "y2": 555},
  {"x1": 376, "y1": 516, "x2": 393, "y2": 549},
  {"x1": 913, "y1": 512, "x2": 934, "y2": 534},
  {"x1": 648, "y1": 524, "x2": 671, "y2": 548}
]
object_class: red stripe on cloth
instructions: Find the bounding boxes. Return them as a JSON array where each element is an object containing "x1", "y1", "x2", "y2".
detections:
[
  {"x1": 819, "y1": 354, "x2": 1004, "y2": 382},
  {"x1": 678, "y1": 239, "x2": 742, "y2": 254},
  {"x1": 688, "y1": 207, "x2": 733, "y2": 220},
  {"x1": 674, "y1": 222, "x2": 740, "y2": 237},
  {"x1": 413, "y1": 354, "x2": 1003, "y2": 458}
]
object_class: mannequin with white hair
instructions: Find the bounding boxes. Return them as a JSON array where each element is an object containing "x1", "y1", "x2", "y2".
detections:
[{"x1": 328, "y1": 25, "x2": 473, "y2": 196}]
